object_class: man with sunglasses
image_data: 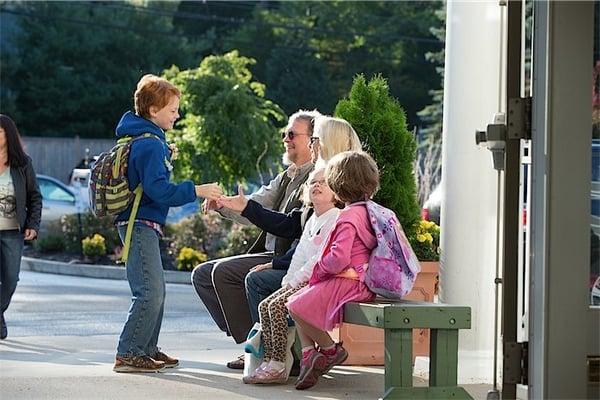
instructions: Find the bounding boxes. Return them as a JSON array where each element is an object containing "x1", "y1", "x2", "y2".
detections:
[{"x1": 192, "y1": 110, "x2": 319, "y2": 370}]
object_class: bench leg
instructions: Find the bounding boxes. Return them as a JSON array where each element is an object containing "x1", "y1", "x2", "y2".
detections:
[
  {"x1": 429, "y1": 328, "x2": 459, "y2": 386},
  {"x1": 384, "y1": 328, "x2": 413, "y2": 393}
]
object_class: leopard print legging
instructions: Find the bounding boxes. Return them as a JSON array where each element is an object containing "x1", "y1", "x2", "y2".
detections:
[{"x1": 258, "y1": 282, "x2": 307, "y2": 363}]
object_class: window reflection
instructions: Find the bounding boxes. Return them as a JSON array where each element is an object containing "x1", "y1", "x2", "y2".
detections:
[{"x1": 590, "y1": 2, "x2": 600, "y2": 306}]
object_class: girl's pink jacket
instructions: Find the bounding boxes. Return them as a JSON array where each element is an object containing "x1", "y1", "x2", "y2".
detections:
[{"x1": 309, "y1": 203, "x2": 377, "y2": 285}]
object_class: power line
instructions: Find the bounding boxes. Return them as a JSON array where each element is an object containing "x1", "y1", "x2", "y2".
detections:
[
  {"x1": 87, "y1": 1, "x2": 443, "y2": 45},
  {"x1": 0, "y1": 7, "x2": 440, "y2": 66}
]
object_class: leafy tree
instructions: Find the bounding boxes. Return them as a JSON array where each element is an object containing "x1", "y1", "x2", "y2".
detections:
[
  {"x1": 416, "y1": 5, "x2": 446, "y2": 203},
  {"x1": 163, "y1": 51, "x2": 286, "y2": 189},
  {"x1": 173, "y1": 1, "x2": 273, "y2": 51},
  {"x1": 264, "y1": 47, "x2": 335, "y2": 113},
  {"x1": 224, "y1": 1, "x2": 442, "y2": 125},
  {"x1": 335, "y1": 74, "x2": 420, "y2": 237},
  {"x1": 0, "y1": 1, "x2": 208, "y2": 137}
]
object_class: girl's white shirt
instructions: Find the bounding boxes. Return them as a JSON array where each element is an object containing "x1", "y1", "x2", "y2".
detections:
[{"x1": 282, "y1": 207, "x2": 340, "y2": 288}]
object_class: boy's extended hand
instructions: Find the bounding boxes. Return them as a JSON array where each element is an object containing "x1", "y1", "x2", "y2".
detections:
[
  {"x1": 216, "y1": 185, "x2": 248, "y2": 212},
  {"x1": 202, "y1": 199, "x2": 221, "y2": 214},
  {"x1": 195, "y1": 183, "x2": 223, "y2": 201}
]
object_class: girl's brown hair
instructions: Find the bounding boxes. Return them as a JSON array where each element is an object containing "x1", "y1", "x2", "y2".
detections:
[
  {"x1": 134, "y1": 74, "x2": 181, "y2": 119},
  {"x1": 326, "y1": 151, "x2": 380, "y2": 204}
]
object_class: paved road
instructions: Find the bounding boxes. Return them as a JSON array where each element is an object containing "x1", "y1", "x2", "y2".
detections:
[
  {"x1": 0, "y1": 271, "x2": 392, "y2": 400},
  {"x1": 4, "y1": 270, "x2": 214, "y2": 337}
]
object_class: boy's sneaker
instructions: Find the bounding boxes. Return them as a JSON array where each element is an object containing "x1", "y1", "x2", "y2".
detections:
[
  {"x1": 151, "y1": 351, "x2": 179, "y2": 368},
  {"x1": 295, "y1": 350, "x2": 327, "y2": 390},
  {"x1": 113, "y1": 355, "x2": 166, "y2": 373},
  {"x1": 321, "y1": 343, "x2": 348, "y2": 374}
]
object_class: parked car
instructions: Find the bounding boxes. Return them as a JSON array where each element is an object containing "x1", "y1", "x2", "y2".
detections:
[
  {"x1": 69, "y1": 168, "x2": 92, "y2": 208},
  {"x1": 37, "y1": 174, "x2": 86, "y2": 225},
  {"x1": 167, "y1": 200, "x2": 200, "y2": 224}
]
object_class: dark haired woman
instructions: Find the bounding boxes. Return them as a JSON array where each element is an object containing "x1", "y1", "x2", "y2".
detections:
[{"x1": 0, "y1": 114, "x2": 42, "y2": 340}]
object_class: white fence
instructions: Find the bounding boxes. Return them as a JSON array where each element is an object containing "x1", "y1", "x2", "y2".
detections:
[{"x1": 22, "y1": 136, "x2": 115, "y2": 183}]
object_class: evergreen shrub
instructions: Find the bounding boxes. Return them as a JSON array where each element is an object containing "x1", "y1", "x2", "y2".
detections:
[{"x1": 335, "y1": 74, "x2": 421, "y2": 240}]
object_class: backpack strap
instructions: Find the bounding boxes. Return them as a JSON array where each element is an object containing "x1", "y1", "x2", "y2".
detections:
[
  {"x1": 117, "y1": 133, "x2": 161, "y2": 263},
  {"x1": 120, "y1": 185, "x2": 143, "y2": 263}
]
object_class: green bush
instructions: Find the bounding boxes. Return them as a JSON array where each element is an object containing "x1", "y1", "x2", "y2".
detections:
[
  {"x1": 217, "y1": 224, "x2": 261, "y2": 258},
  {"x1": 176, "y1": 246, "x2": 208, "y2": 271},
  {"x1": 335, "y1": 74, "x2": 421, "y2": 240},
  {"x1": 165, "y1": 212, "x2": 233, "y2": 260},
  {"x1": 409, "y1": 220, "x2": 441, "y2": 261},
  {"x1": 60, "y1": 212, "x2": 121, "y2": 254},
  {"x1": 36, "y1": 234, "x2": 66, "y2": 253},
  {"x1": 82, "y1": 234, "x2": 107, "y2": 258}
]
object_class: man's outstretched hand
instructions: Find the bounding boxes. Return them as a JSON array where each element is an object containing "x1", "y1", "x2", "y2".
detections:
[{"x1": 216, "y1": 185, "x2": 248, "y2": 213}]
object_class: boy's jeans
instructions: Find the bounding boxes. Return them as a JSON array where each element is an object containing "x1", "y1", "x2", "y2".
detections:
[{"x1": 116, "y1": 224, "x2": 165, "y2": 357}]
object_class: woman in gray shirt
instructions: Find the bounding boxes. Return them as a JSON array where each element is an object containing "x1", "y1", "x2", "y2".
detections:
[{"x1": 0, "y1": 114, "x2": 42, "y2": 340}]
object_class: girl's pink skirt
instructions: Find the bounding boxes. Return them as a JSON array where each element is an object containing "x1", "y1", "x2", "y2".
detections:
[{"x1": 287, "y1": 277, "x2": 375, "y2": 331}]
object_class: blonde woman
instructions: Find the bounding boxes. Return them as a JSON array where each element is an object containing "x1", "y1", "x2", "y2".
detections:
[{"x1": 309, "y1": 116, "x2": 362, "y2": 165}]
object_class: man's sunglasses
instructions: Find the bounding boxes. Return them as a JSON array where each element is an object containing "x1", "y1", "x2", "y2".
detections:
[{"x1": 281, "y1": 130, "x2": 311, "y2": 141}]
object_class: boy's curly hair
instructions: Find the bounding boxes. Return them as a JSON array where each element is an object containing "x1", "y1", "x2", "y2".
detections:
[{"x1": 134, "y1": 74, "x2": 180, "y2": 119}]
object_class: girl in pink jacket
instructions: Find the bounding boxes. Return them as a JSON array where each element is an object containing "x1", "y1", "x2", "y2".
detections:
[{"x1": 287, "y1": 150, "x2": 380, "y2": 390}]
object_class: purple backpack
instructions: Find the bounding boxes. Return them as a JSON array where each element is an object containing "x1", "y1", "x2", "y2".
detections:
[{"x1": 364, "y1": 201, "x2": 421, "y2": 299}]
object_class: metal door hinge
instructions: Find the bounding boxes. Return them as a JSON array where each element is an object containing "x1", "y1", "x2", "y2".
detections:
[
  {"x1": 504, "y1": 341, "x2": 528, "y2": 384},
  {"x1": 589, "y1": 356, "x2": 600, "y2": 384},
  {"x1": 508, "y1": 97, "x2": 532, "y2": 140}
]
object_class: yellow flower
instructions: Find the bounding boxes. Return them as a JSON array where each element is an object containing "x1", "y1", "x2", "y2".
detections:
[
  {"x1": 417, "y1": 234, "x2": 427, "y2": 243},
  {"x1": 425, "y1": 233, "x2": 433, "y2": 243}
]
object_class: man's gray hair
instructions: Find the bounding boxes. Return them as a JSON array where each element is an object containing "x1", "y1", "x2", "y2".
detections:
[{"x1": 288, "y1": 109, "x2": 322, "y2": 134}]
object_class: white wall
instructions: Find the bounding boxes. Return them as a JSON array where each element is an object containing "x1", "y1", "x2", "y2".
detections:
[{"x1": 438, "y1": 0, "x2": 504, "y2": 384}]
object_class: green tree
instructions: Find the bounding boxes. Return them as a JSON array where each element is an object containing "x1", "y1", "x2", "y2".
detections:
[
  {"x1": 416, "y1": 5, "x2": 446, "y2": 203},
  {"x1": 0, "y1": 1, "x2": 208, "y2": 137},
  {"x1": 163, "y1": 51, "x2": 286, "y2": 189},
  {"x1": 335, "y1": 74, "x2": 420, "y2": 237},
  {"x1": 224, "y1": 1, "x2": 442, "y2": 125}
]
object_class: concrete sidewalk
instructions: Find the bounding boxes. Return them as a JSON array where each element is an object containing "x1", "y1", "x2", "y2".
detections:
[
  {"x1": 4, "y1": 264, "x2": 491, "y2": 399},
  {"x1": 1, "y1": 333, "x2": 490, "y2": 400},
  {"x1": 1, "y1": 332, "x2": 387, "y2": 399}
]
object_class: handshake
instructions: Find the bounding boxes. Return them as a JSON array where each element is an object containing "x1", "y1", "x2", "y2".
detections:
[{"x1": 200, "y1": 185, "x2": 250, "y2": 214}]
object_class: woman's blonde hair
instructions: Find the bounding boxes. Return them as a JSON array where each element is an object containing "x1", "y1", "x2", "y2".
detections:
[
  {"x1": 134, "y1": 74, "x2": 181, "y2": 119},
  {"x1": 314, "y1": 117, "x2": 362, "y2": 162},
  {"x1": 326, "y1": 151, "x2": 379, "y2": 204}
]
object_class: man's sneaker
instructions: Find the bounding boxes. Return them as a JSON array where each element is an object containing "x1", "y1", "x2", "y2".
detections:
[
  {"x1": 0, "y1": 313, "x2": 7, "y2": 340},
  {"x1": 113, "y1": 355, "x2": 166, "y2": 373},
  {"x1": 227, "y1": 354, "x2": 245, "y2": 370},
  {"x1": 321, "y1": 343, "x2": 348, "y2": 374},
  {"x1": 295, "y1": 350, "x2": 327, "y2": 390},
  {"x1": 151, "y1": 351, "x2": 179, "y2": 368}
]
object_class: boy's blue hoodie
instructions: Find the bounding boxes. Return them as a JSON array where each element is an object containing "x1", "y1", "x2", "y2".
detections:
[{"x1": 114, "y1": 111, "x2": 196, "y2": 226}]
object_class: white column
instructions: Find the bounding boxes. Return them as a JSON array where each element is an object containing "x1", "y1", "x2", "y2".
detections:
[{"x1": 439, "y1": 0, "x2": 504, "y2": 384}]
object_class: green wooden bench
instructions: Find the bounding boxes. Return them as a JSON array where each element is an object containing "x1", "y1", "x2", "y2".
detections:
[{"x1": 343, "y1": 299, "x2": 473, "y2": 399}]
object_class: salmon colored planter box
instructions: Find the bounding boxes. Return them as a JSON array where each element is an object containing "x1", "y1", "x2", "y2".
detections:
[{"x1": 331, "y1": 261, "x2": 439, "y2": 365}]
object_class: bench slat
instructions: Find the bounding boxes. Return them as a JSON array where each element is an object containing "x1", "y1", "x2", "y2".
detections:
[
  {"x1": 385, "y1": 328, "x2": 413, "y2": 389},
  {"x1": 343, "y1": 301, "x2": 471, "y2": 329},
  {"x1": 342, "y1": 300, "x2": 473, "y2": 400},
  {"x1": 430, "y1": 329, "x2": 459, "y2": 386}
]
